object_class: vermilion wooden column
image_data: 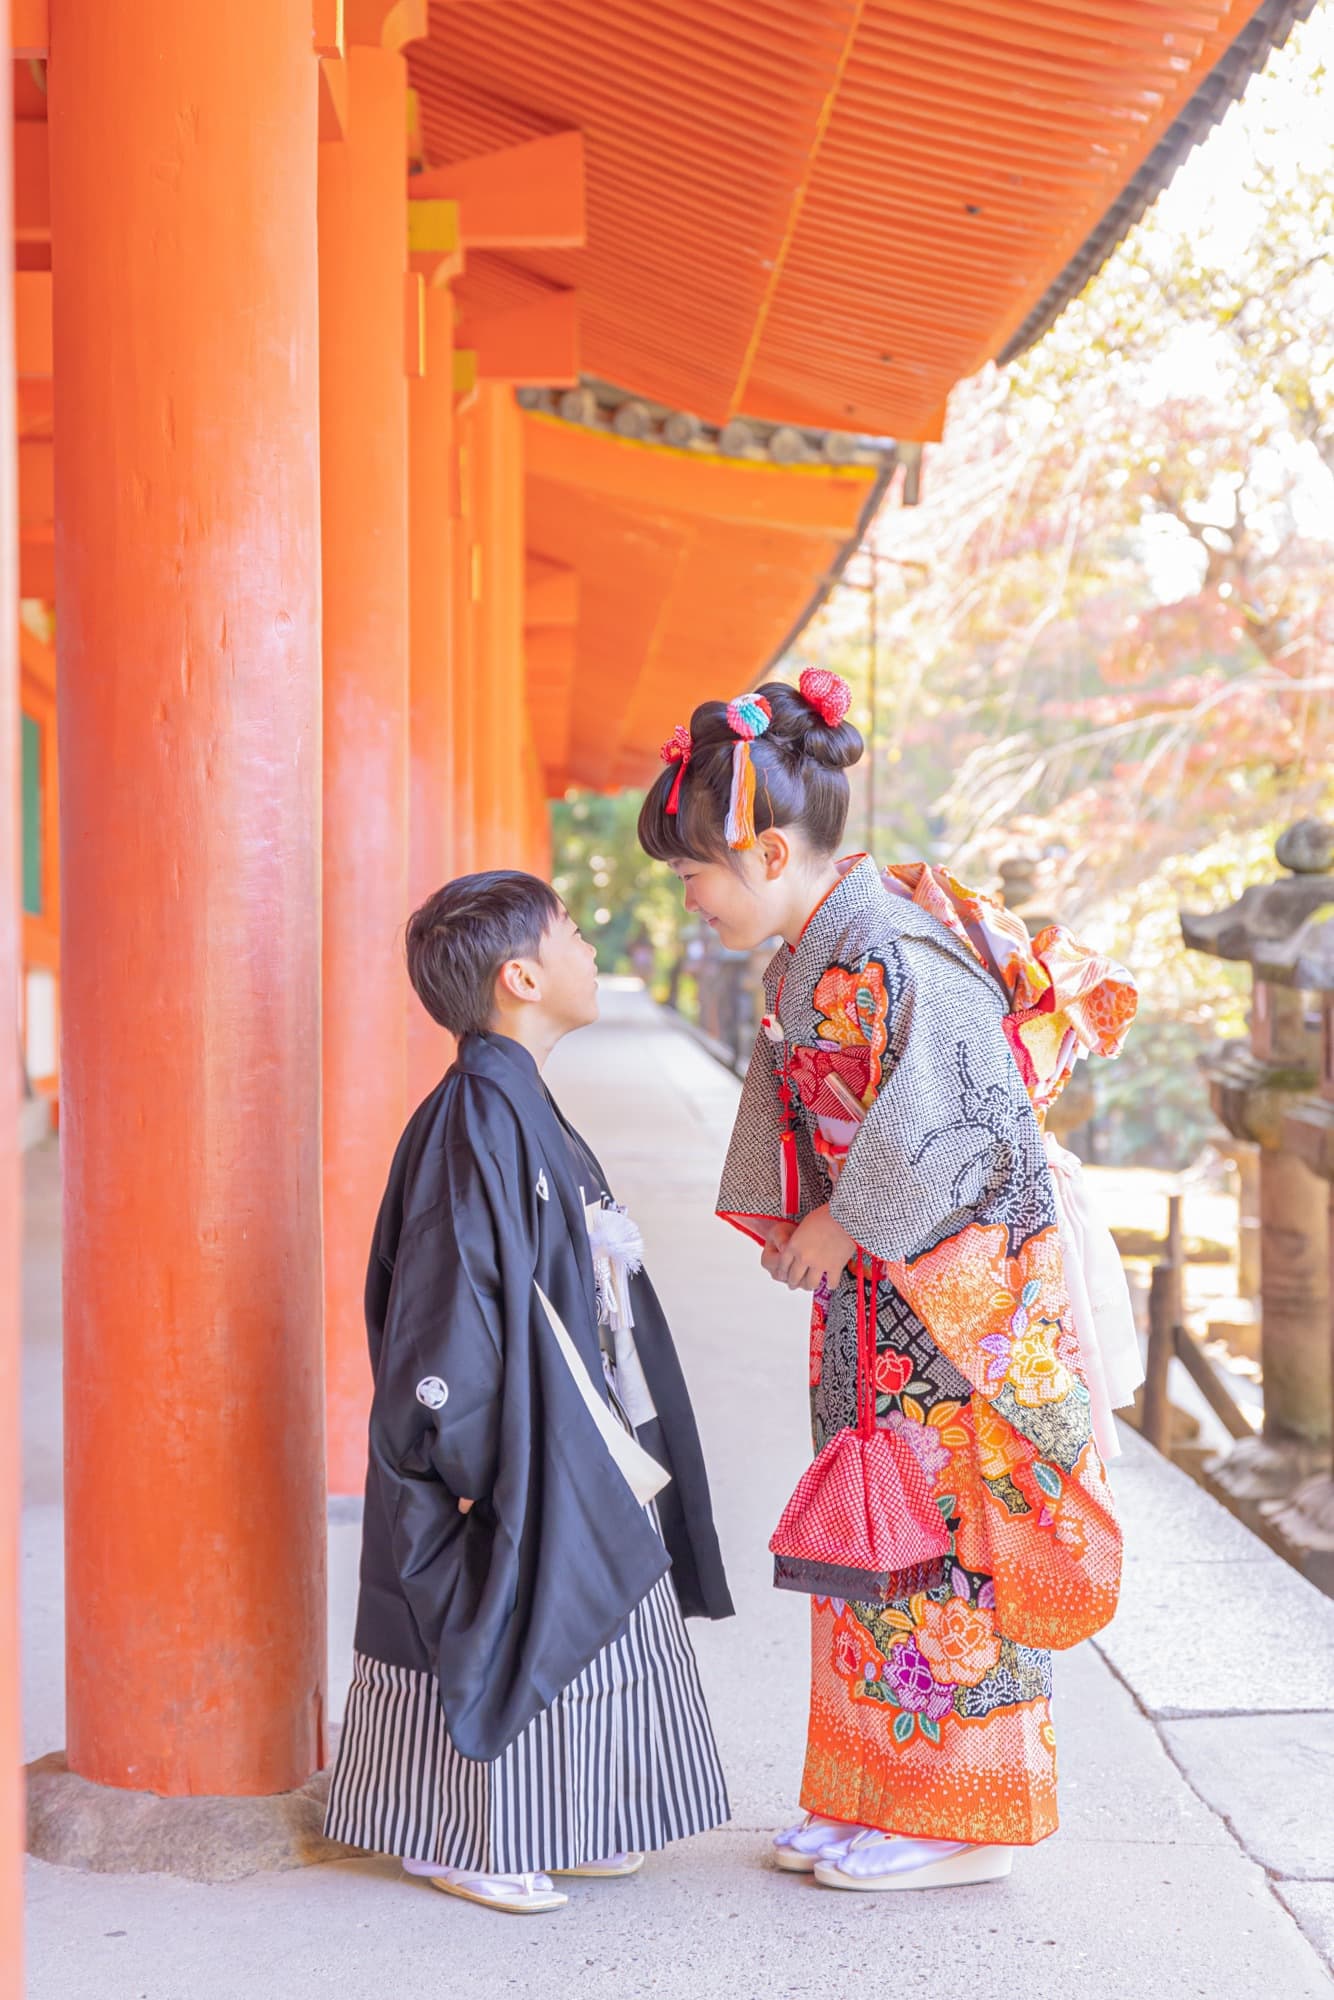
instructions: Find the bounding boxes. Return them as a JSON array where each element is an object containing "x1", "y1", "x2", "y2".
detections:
[
  {"x1": 408, "y1": 285, "x2": 455, "y2": 1104},
  {"x1": 320, "y1": 44, "x2": 410, "y2": 1492},
  {"x1": 525, "y1": 733, "x2": 553, "y2": 880},
  {"x1": 450, "y1": 395, "x2": 478, "y2": 876},
  {"x1": 49, "y1": 0, "x2": 326, "y2": 1794},
  {"x1": 471, "y1": 383, "x2": 525, "y2": 870},
  {"x1": 0, "y1": 4, "x2": 23, "y2": 1974}
]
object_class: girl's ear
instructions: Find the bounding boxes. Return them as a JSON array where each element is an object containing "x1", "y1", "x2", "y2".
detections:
[{"x1": 758, "y1": 828, "x2": 791, "y2": 879}]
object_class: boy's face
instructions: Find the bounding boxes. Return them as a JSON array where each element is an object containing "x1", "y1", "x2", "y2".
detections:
[{"x1": 533, "y1": 908, "x2": 600, "y2": 1030}]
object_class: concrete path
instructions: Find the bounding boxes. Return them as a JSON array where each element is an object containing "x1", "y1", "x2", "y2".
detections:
[{"x1": 21, "y1": 985, "x2": 1334, "y2": 1998}]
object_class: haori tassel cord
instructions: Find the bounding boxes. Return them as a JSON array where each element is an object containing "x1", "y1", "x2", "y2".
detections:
[{"x1": 585, "y1": 1200, "x2": 645, "y2": 1333}]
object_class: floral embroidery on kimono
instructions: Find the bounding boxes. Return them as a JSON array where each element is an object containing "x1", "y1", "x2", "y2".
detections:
[{"x1": 717, "y1": 855, "x2": 1132, "y2": 1846}]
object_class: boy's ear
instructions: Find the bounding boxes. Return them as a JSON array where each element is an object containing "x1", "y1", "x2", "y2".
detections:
[{"x1": 496, "y1": 957, "x2": 541, "y2": 1006}]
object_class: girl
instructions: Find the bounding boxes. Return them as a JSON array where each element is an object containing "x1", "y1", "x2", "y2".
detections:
[{"x1": 639, "y1": 672, "x2": 1134, "y2": 1894}]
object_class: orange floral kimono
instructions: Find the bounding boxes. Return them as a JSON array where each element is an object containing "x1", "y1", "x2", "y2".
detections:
[{"x1": 718, "y1": 855, "x2": 1134, "y2": 1846}]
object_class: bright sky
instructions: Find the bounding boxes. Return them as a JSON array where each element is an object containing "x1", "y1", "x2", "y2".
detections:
[
  {"x1": 1132, "y1": 2, "x2": 1334, "y2": 595},
  {"x1": 1156, "y1": 0, "x2": 1333, "y2": 253}
]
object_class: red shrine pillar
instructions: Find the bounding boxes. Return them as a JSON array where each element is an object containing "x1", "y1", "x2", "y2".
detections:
[
  {"x1": 319, "y1": 37, "x2": 412, "y2": 1492},
  {"x1": 449, "y1": 389, "x2": 479, "y2": 877},
  {"x1": 0, "y1": 2, "x2": 24, "y2": 1973},
  {"x1": 470, "y1": 382, "x2": 525, "y2": 870},
  {"x1": 407, "y1": 283, "x2": 456, "y2": 1103},
  {"x1": 49, "y1": 0, "x2": 327, "y2": 1793}
]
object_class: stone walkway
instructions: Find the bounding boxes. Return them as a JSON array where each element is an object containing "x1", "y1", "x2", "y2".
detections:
[{"x1": 20, "y1": 985, "x2": 1334, "y2": 1998}]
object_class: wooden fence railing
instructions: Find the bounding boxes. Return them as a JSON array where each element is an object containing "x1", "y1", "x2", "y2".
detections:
[{"x1": 1139, "y1": 1192, "x2": 1252, "y2": 1453}]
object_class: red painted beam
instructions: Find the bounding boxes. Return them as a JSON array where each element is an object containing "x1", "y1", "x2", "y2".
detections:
[
  {"x1": 410, "y1": 130, "x2": 585, "y2": 250},
  {"x1": 13, "y1": 123, "x2": 48, "y2": 246},
  {"x1": 11, "y1": 0, "x2": 45, "y2": 56},
  {"x1": 461, "y1": 288, "x2": 578, "y2": 387},
  {"x1": 525, "y1": 553, "x2": 577, "y2": 628},
  {"x1": 14, "y1": 271, "x2": 50, "y2": 378}
]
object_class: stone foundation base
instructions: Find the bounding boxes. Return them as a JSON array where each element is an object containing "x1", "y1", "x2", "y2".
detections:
[
  {"x1": 25, "y1": 1752, "x2": 358, "y2": 1882},
  {"x1": 1204, "y1": 1431, "x2": 1325, "y2": 1506},
  {"x1": 1263, "y1": 1471, "x2": 1334, "y2": 1598}
]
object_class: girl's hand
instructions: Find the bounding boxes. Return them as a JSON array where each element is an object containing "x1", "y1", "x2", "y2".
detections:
[
  {"x1": 760, "y1": 1220, "x2": 797, "y2": 1281},
  {"x1": 768, "y1": 1205, "x2": 858, "y2": 1292}
]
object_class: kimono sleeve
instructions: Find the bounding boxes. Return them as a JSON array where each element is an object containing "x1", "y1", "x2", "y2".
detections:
[
  {"x1": 826, "y1": 935, "x2": 1046, "y2": 1266},
  {"x1": 717, "y1": 1025, "x2": 821, "y2": 1243},
  {"x1": 828, "y1": 936, "x2": 1121, "y2": 1648},
  {"x1": 369, "y1": 1089, "x2": 527, "y2": 1508}
]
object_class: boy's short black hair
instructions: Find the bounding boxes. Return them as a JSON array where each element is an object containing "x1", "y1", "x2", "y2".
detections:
[{"x1": 406, "y1": 870, "x2": 564, "y2": 1037}]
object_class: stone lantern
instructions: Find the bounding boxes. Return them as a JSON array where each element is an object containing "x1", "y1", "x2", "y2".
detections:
[
  {"x1": 1264, "y1": 907, "x2": 1334, "y2": 1590},
  {"x1": 1180, "y1": 820, "x2": 1333, "y2": 1512}
]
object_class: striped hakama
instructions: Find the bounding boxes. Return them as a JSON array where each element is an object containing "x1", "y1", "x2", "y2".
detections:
[{"x1": 325, "y1": 1554, "x2": 729, "y2": 1873}]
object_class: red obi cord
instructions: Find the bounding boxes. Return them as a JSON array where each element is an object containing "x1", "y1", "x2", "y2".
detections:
[{"x1": 777, "y1": 1067, "x2": 801, "y2": 1220}]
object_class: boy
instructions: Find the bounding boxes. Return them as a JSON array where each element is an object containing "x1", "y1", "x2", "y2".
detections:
[{"x1": 324, "y1": 871, "x2": 732, "y2": 1915}]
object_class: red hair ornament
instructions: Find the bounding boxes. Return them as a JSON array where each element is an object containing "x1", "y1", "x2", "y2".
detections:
[
  {"x1": 660, "y1": 724, "x2": 692, "y2": 815},
  {"x1": 799, "y1": 667, "x2": 852, "y2": 728}
]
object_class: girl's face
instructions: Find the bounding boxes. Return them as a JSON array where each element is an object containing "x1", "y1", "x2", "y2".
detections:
[{"x1": 670, "y1": 846, "x2": 785, "y2": 953}]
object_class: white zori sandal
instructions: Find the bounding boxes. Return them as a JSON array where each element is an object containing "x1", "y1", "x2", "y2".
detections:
[
  {"x1": 771, "y1": 1814, "x2": 867, "y2": 1873},
  {"x1": 554, "y1": 1851, "x2": 646, "y2": 1879},
  {"x1": 814, "y1": 1830, "x2": 1014, "y2": 1892},
  {"x1": 403, "y1": 1859, "x2": 568, "y2": 1915}
]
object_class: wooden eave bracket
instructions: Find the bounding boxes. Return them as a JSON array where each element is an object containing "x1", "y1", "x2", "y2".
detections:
[
  {"x1": 460, "y1": 290, "x2": 579, "y2": 388},
  {"x1": 312, "y1": 0, "x2": 345, "y2": 58},
  {"x1": 318, "y1": 57, "x2": 350, "y2": 142},
  {"x1": 404, "y1": 271, "x2": 425, "y2": 378},
  {"x1": 343, "y1": 0, "x2": 427, "y2": 50},
  {"x1": 408, "y1": 197, "x2": 463, "y2": 284},
  {"x1": 20, "y1": 432, "x2": 55, "y2": 600},
  {"x1": 453, "y1": 349, "x2": 479, "y2": 407},
  {"x1": 409, "y1": 131, "x2": 586, "y2": 250},
  {"x1": 525, "y1": 556, "x2": 578, "y2": 629},
  {"x1": 12, "y1": 0, "x2": 47, "y2": 57},
  {"x1": 15, "y1": 270, "x2": 52, "y2": 379},
  {"x1": 14, "y1": 122, "x2": 49, "y2": 248}
]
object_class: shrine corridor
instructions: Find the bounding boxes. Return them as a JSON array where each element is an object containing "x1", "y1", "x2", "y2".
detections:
[{"x1": 18, "y1": 986, "x2": 1334, "y2": 1998}]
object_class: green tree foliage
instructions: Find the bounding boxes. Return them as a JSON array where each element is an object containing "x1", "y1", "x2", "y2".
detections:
[{"x1": 550, "y1": 789, "x2": 686, "y2": 989}]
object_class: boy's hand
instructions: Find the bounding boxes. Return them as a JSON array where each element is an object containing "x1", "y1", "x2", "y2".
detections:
[{"x1": 766, "y1": 1205, "x2": 858, "y2": 1292}]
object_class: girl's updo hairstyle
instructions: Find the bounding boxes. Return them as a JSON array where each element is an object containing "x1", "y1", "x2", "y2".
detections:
[{"x1": 638, "y1": 674, "x2": 863, "y2": 866}]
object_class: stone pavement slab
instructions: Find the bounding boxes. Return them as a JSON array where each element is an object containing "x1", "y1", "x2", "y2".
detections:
[
  {"x1": 1109, "y1": 1443, "x2": 1278, "y2": 1563},
  {"x1": 1163, "y1": 1714, "x2": 1334, "y2": 1878},
  {"x1": 1282, "y1": 1887, "x2": 1334, "y2": 1973},
  {"x1": 24, "y1": 1822, "x2": 1333, "y2": 2000},
  {"x1": 21, "y1": 986, "x2": 1334, "y2": 1996},
  {"x1": 1096, "y1": 1547, "x2": 1334, "y2": 1718}
]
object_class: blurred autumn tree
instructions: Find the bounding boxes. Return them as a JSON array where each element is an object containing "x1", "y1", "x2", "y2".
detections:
[
  {"x1": 787, "y1": 12, "x2": 1334, "y2": 1164},
  {"x1": 551, "y1": 789, "x2": 686, "y2": 996},
  {"x1": 553, "y1": 14, "x2": 1334, "y2": 1165}
]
